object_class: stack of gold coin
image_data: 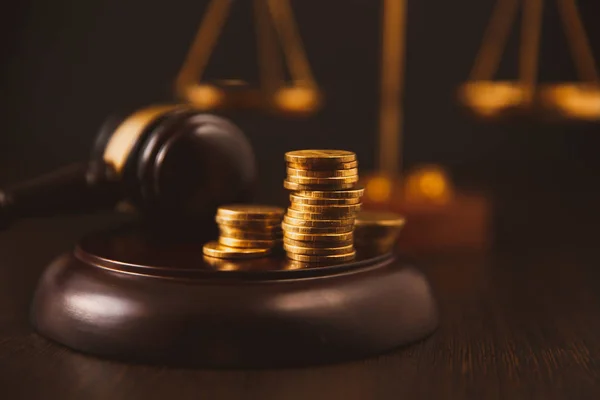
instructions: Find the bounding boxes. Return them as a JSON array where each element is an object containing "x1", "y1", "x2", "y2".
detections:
[
  {"x1": 203, "y1": 204, "x2": 284, "y2": 260},
  {"x1": 282, "y1": 150, "x2": 364, "y2": 266}
]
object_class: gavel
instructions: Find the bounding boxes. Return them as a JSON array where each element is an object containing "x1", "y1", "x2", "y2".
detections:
[{"x1": 0, "y1": 104, "x2": 257, "y2": 228}]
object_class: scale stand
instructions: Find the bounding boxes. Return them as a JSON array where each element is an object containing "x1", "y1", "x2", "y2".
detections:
[{"x1": 30, "y1": 224, "x2": 439, "y2": 368}]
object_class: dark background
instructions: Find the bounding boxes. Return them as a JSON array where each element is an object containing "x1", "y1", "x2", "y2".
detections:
[{"x1": 2, "y1": 0, "x2": 600, "y2": 197}]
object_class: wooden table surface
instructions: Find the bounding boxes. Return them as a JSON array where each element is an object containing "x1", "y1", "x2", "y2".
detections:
[{"x1": 1, "y1": 186, "x2": 599, "y2": 399}]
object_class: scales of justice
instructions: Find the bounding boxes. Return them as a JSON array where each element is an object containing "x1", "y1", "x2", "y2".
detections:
[{"x1": 0, "y1": 0, "x2": 597, "y2": 367}]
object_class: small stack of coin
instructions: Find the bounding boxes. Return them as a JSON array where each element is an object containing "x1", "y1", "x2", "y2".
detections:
[
  {"x1": 282, "y1": 150, "x2": 364, "y2": 266},
  {"x1": 203, "y1": 204, "x2": 284, "y2": 260},
  {"x1": 353, "y1": 210, "x2": 406, "y2": 257}
]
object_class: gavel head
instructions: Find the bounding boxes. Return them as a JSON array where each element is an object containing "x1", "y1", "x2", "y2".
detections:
[{"x1": 93, "y1": 104, "x2": 257, "y2": 222}]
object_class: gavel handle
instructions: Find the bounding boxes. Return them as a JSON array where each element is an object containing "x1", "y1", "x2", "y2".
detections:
[{"x1": 0, "y1": 161, "x2": 121, "y2": 228}]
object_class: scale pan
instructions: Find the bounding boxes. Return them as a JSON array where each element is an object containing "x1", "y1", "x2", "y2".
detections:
[
  {"x1": 458, "y1": 81, "x2": 531, "y2": 119},
  {"x1": 270, "y1": 85, "x2": 322, "y2": 116},
  {"x1": 538, "y1": 83, "x2": 600, "y2": 121},
  {"x1": 183, "y1": 80, "x2": 265, "y2": 111}
]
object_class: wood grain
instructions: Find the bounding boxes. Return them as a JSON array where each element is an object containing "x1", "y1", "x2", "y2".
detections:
[{"x1": 1, "y1": 188, "x2": 600, "y2": 399}]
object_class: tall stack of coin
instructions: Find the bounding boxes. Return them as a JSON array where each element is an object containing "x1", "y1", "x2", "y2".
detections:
[
  {"x1": 282, "y1": 150, "x2": 364, "y2": 266},
  {"x1": 203, "y1": 204, "x2": 284, "y2": 260}
]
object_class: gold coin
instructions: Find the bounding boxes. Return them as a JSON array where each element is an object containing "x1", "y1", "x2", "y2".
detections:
[
  {"x1": 203, "y1": 255, "x2": 256, "y2": 271},
  {"x1": 286, "y1": 208, "x2": 359, "y2": 220},
  {"x1": 354, "y1": 210, "x2": 406, "y2": 227},
  {"x1": 284, "y1": 260, "x2": 330, "y2": 269},
  {"x1": 203, "y1": 256, "x2": 243, "y2": 271},
  {"x1": 288, "y1": 202, "x2": 362, "y2": 214},
  {"x1": 285, "y1": 175, "x2": 358, "y2": 185},
  {"x1": 219, "y1": 226, "x2": 282, "y2": 240},
  {"x1": 283, "y1": 260, "x2": 309, "y2": 270},
  {"x1": 287, "y1": 209, "x2": 358, "y2": 221},
  {"x1": 285, "y1": 149, "x2": 356, "y2": 164},
  {"x1": 290, "y1": 193, "x2": 361, "y2": 205},
  {"x1": 216, "y1": 216, "x2": 282, "y2": 228},
  {"x1": 283, "y1": 215, "x2": 354, "y2": 228},
  {"x1": 286, "y1": 251, "x2": 356, "y2": 263},
  {"x1": 293, "y1": 187, "x2": 365, "y2": 199},
  {"x1": 284, "y1": 180, "x2": 357, "y2": 191},
  {"x1": 283, "y1": 237, "x2": 354, "y2": 248},
  {"x1": 218, "y1": 220, "x2": 282, "y2": 232},
  {"x1": 203, "y1": 256, "x2": 276, "y2": 272},
  {"x1": 284, "y1": 243, "x2": 354, "y2": 255},
  {"x1": 281, "y1": 221, "x2": 353, "y2": 234},
  {"x1": 286, "y1": 167, "x2": 358, "y2": 178},
  {"x1": 218, "y1": 236, "x2": 279, "y2": 249},
  {"x1": 217, "y1": 204, "x2": 285, "y2": 220},
  {"x1": 202, "y1": 241, "x2": 271, "y2": 259},
  {"x1": 287, "y1": 160, "x2": 358, "y2": 170},
  {"x1": 354, "y1": 240, "x2": 397, "y2": 257},
  {"x1": 354, "y1": 211, "x2": 405, "y2": 255},
  {"x1": 283, "y1": 230, "x2": 354, "y2": 242}
]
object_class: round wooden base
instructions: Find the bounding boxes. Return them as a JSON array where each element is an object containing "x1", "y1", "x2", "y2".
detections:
[{"x1": 30, "y1": 227, "x2": 438, "y2": 368}]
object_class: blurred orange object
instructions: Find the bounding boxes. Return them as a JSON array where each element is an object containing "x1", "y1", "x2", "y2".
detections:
[
  {"x1": 457, "y1": 81, "x2": 530, "y2": 119},
  {"x1": 538, "y1": 83, "x2": 600, "y2": 121},
  {"x1": 459, "y1": 0, "x2": 600, "y2": 122}
]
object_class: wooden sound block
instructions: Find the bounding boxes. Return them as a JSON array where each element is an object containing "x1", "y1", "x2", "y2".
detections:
[{"x1": 30, "y1": 226, "x2": 439, "y2": 368}]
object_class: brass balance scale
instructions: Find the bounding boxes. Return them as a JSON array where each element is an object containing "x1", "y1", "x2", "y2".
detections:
[
  {"x1": 458, "y1": 0, "x2": 600, "y2": 121},
  {"x1": 363, "y1": 0, "x2": 599, "y2": 254},
  {"x1": 174, "y1": 0, "x2": 321, "y2": 116}
]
